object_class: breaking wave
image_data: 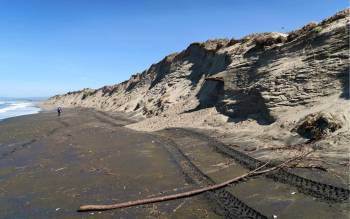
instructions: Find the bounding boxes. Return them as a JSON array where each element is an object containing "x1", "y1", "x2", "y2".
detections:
[{"x1": 0, "y1": 100, "x2": 41, "y2": 120}]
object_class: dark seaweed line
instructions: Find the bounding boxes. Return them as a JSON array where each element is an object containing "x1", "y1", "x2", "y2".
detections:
[
  {"x1": 58, "y1": 120, "x2": 69, "y2": 128},
  {"x1": 151, "y1": 133, "x2": 268, "y2": 219},
  {"x1": 0, "y1": 139, "x2": 37, "y2": 159},
  {"x1": 46, "y1": 119, "x2": 70, "y2": 136},
  {"x1": 176, "y1": 128, "x2": 350, "y2": 202},
  {"x1": 93, "y1": 112, "x2": 125, "y2": 128},
  {"x1": 96, "y1": 110, "x2": 135, "y2": 124},
  {"x1": 47, "y1": 127, "x2": 61, "y2": 136},
  {"x1": 1, "y1": 119, "x2": 71, "y2": 159}
]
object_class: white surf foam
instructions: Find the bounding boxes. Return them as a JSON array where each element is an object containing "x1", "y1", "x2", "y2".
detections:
[
  {"x1": 0, "y1": 102, "x2": 33, "y2": 113},
  {"x1": 0, "y1": 100, "x2": 41, "y2": 120}
]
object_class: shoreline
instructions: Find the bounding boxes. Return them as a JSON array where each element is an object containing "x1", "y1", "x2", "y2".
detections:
[{"x1": 0, "y1": 99, "x2": 44, "y2": 122}]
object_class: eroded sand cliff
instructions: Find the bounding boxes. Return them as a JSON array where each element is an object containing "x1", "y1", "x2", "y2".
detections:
[{"x1": 46, "y1": 9, "x2": 350, "y2": 181}]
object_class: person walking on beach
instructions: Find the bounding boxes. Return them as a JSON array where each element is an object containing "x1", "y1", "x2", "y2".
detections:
[{"x1": 57, "y1": 107, "x2": 62, "y2": 117}]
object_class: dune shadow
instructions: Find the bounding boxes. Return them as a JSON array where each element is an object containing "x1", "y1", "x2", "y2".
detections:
[
  {"x1": 183, "y1": 80, "x2": 275, "y2": 125},
  {"x1": 149, "y1": 43, "x2": 231, "y2": 90},
  {"x1": 215, "y1": 89, "x2": 275, "y2": 125},
  {"x1": 338, "y1": 66, "x2": 349, "y2": 99}
]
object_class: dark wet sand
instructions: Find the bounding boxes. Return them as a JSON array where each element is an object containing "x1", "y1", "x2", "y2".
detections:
[
  {"x1": 0, "y1": 108, "x2": 348, "y2": 218},
  {"x1": 0, "y1": 109, "x2": 219, "y2": 218}
]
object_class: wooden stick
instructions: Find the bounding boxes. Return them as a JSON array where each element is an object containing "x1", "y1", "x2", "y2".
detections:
[{"x1": 78, "y1": 152, "x2": 309, "y2": 212}]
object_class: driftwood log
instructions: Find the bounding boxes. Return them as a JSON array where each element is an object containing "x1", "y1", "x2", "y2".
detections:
[{"x1": 78, "y1": 152, "x2": 310, "y2": 212}]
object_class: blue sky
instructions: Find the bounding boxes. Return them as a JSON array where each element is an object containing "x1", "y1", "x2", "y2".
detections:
[{"x1": 0, "y1": 0, "x2": 347, "y2": 97}]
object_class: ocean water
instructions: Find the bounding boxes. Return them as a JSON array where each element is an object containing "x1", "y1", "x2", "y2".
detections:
[{"x1": 0, "y1": 99, "x2": 42, "y2": 120}]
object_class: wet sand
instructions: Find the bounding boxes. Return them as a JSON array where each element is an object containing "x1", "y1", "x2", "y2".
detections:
[
  {"x1": 0, "y1": 109, "x2": 219, "y2": 218},
  {"x1": 0, "y1": 108, "x2": 348, "y2": 218}
]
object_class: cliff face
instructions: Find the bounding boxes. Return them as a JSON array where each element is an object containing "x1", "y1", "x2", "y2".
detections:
[{"x1": 47, "y1": 10, "x2": 349, "y2": 126}]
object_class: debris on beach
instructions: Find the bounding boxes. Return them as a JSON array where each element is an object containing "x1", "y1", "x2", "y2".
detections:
[{"x1": 294, "y1": 112, "x2": 343, "y2": 140}]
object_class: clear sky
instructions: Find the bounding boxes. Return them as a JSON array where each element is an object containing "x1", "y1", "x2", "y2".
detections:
[{"x1": 0, "y1": 0, "x2": 347, "y2": 97}]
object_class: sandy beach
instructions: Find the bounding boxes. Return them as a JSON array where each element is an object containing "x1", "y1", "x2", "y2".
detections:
[
  {"x1": 1, "y1": 2, "x2": 348, "y2": 219},
  {"x1": 0, "y1": 108, "x2": 348, "y2": 219}
]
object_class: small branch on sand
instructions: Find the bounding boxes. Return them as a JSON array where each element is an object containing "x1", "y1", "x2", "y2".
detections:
[
  {"x1": 263, "y1": 140, "x2": 315, "y2": 152},
  {"x1": 293, "y1": 164, "x2": 327, "y2": 172},
  {"x1": 172, "y1": 199, "x2": 187, "y2": 212},
  {"x1": 78, "y1": 152, "x2": 311, "y2": 212}
]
